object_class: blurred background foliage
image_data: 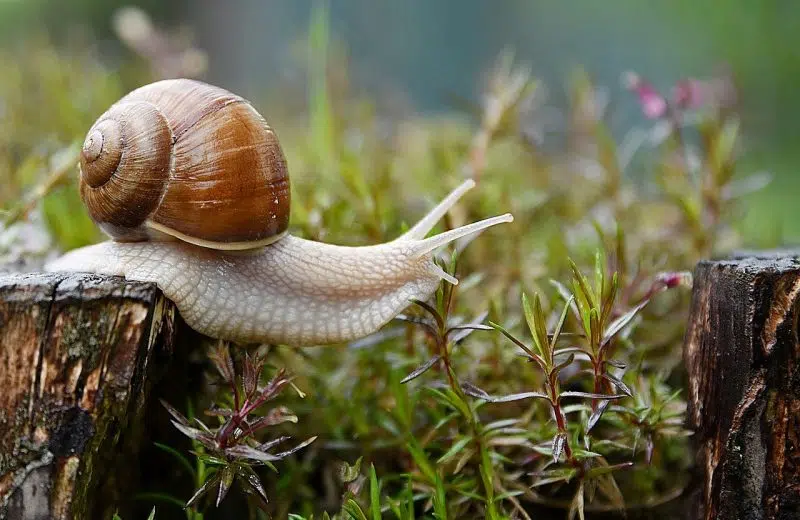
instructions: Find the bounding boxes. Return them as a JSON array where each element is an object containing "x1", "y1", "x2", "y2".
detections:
[
  {"x1": 0, "y1": 1, "x2": 793, "y2": 518},
  {"x1": 1, "y1": 0, "x2": 797, "y2": 241}
]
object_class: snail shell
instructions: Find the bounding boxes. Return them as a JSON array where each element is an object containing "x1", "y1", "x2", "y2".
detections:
[{"x1": 78, "y1": 78, "x2": 290, "y2": 250}]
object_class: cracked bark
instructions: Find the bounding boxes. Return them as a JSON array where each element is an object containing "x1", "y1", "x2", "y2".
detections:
[
  {"x1": 0, "y1": 272, "x2": 180, "y2": 519},
  {"x1": 684, "y1": 252, "x2": 800, "y2": 520}
]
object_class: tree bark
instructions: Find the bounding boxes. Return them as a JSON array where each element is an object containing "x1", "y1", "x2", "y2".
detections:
[
  {"x1": 0, "y1": 272, "x2": 178, "y2": 520},
  {"x1": 684, "y1": 252, "x2": 800, "y2": 520}
]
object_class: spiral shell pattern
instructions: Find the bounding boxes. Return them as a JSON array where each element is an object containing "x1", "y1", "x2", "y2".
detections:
[{"x1": 78, "y1": 79, "x2": 290, "y2": 249}]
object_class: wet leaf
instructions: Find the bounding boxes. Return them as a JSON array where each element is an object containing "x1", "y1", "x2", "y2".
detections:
[
  {"x1": 216, "y1": 465, "x2": 234, "y2": 507},
  {"x1": 236, "y1": 463, "x2": 269, "y2": 503},
  {"x1": 256, "y1": 435, "x2": 290, "y2": 452},
  {"x1": 271, "y1": 436, "x2": 317, "y2": 459}
]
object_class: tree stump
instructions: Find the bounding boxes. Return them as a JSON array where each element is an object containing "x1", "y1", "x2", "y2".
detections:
[
  {"x1": 0, "y1": 272, "x2": 179, "y2": 519},
  {"x1": 684, "y1": 252, "x2": 800, "y2": 520}
]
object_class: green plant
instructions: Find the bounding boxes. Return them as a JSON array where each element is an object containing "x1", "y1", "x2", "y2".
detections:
[
  {"x1": 161, "y1": 342, "x2": 316, "y2": 514},
  {"x1": 0, "y1": 10, "x2": 769, "y2": 518}
]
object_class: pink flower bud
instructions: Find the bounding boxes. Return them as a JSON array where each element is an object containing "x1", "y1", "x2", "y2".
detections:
[
  {"x1": 656, "y1": 271, "x2": 693, "y2": 289},
  {"x1": 623, "y1": 71, "x2": 667, "y2": 119}
]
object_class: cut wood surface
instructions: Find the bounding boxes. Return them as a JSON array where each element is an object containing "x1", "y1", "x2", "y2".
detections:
[
  {"x1": 0, "y1": 272, "x2": 177, "y2": 519},
  {"x1": 684, "y1": 252, "x2": 800, "y2": 520}
]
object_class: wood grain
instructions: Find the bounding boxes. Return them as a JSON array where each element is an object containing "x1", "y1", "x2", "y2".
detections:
[
  {"x1": 0, "y1": 272, "x2": 177, "y2": 519},
  {"x1": 684, "y1": 254, "x2": 800, "y2": 519}
]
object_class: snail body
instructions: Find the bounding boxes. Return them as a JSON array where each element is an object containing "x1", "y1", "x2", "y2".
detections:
[{"x1": 46, "y1": 79, "x2": 512, "y2": 346}]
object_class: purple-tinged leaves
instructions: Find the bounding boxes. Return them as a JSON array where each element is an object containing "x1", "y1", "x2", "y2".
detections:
[
  {"x1": 490, "y1": 391, "x2": 550, "y2": 403},
  {"x1": 410, "y1": 298, "x2": 444, "y2": 330},
  {"x1": 216, "y1": 465, "x2": 235, "y2": 507},
  {"x1": 242, "y1": 353, "x2": 261, "y2": 399},
  {"x1": 587, "y1": 399, "x2": 612, "y2": 432},
  {"x1": 237, "y1": 463, "x2": 269, "y2": 504},
  {"x1": 559, "y1": 391, "x2": 625, "y2": 400},
  {"x1": 462, "y1": 381, "x2": 550, "y2": 403},
  {"x1": 552, "y1": 432, "x2": 568, "y2": 464},
  {"x1": 394, "y1": 314, "x2": 437, "y2": 336},
  {"x1": 447, "y1": 314, "x2": 493, "y2": 345},
  {"x1": 602, "y1": 373, "x2": 633, "y2": 397},
  {"x1": 461, "y1": 381, "x2": 491, "y2": 400},
  {"x1": 256, "y1": 435, "x2": 290, "y2": 452},
  {"x1": 401, "y1": 354, "x2": 442, "y2": 384},
  {"x1": 160, "y1": 399, "x2": 191, "y2": 427},
  {"x1": 208, "y1": 340, "x2": 236, "y2": 384},
  {"x1": 168, "y1": 418, "x2": 217, "y2": 449},
  {"x1": 271, "y1": 436, "x2": 317, "y2": 459},
  {"x1": 604, "y1": 358, "x2": 627, "y2": 369},
  {"x1": 246, "y1": 408, "x2": 298, "y2": 435},
  {"x1": 225, "y1": 444, "x2": 283, "y2": 463},
  {"x1": 185, "y1": 472, "x2": 221, "y2": 509}
]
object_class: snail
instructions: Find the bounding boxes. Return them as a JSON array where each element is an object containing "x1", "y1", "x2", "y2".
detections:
[{"x1": 45, "y1": 79, "x2": 513, "y2": 346}]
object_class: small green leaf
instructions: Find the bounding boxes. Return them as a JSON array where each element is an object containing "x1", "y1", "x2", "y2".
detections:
[
  {"x1": 406, "y1": 438, "x2": 436, "y2": 483},
  {"x1": 593, "y1": 249, "x2": 604, "y2": 304},
  {"x1": 569, "y1": 258, "x2": 596, "y2": 310},
  {"x1": 521, "y1": 293, "x2": 544, "y2": 358},
  {"x1": 343, "y1": 498, "x2": 369, "y2": 520},
  {"x1": 437, "y1": 436, "x2": 472, "y2": 464},
  {"x1": 369, "y1": 464, "x2": 381, "y2": 520},
  {"x1": 339, "y1": 456, "x2": 363, "y2": 483},
  {"x1": 551, "y1": 295, "x2": 575, "y2": 347}
]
